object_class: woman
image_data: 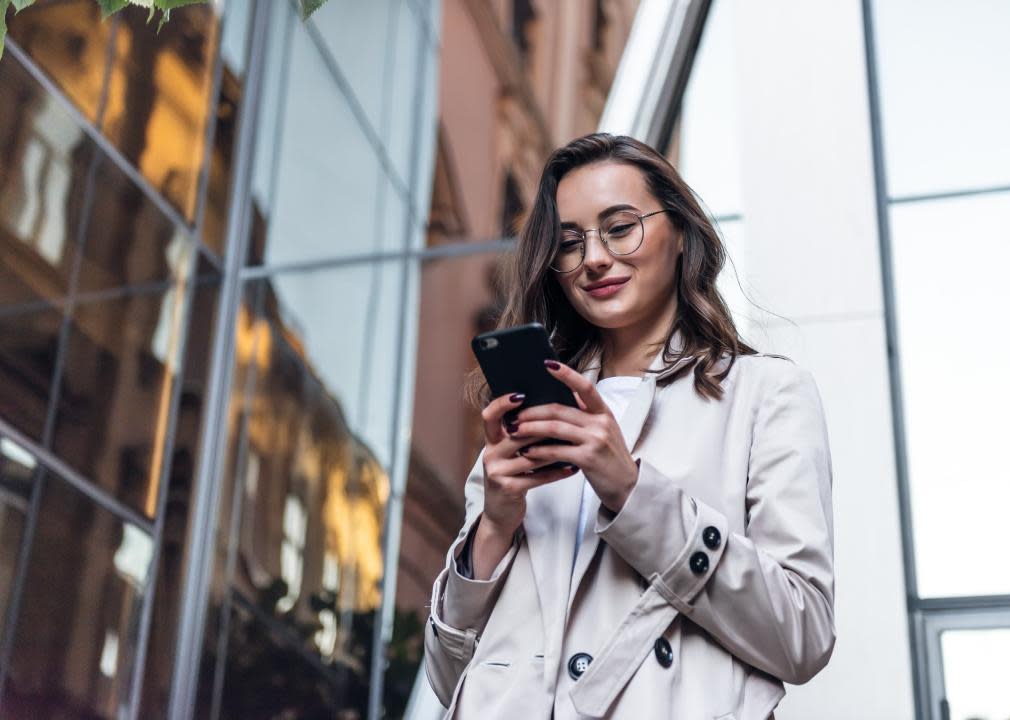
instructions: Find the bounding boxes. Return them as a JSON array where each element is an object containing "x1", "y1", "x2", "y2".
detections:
[{"x1": 424, "y1": 133, "x2": 835, "y2": 719}]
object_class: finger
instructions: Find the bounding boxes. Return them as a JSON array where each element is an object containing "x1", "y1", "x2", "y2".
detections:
[
  {"x1": 512, "y1": 420, "x2": 583, "y2": 444},
  {"x1": 488, "y1": 452, "x2": 563, "y2": 477},
  {"x1": 544, "y1": 360, "x2": 608, "y2": 413},
  {"x1": 481, "y1": 392, "x2": 526, "y2": 444},
  {"x1": 516, "y1": 442, "x2": 580, "y2": 470},
  {"x1": 514, "y1": 403, "x2": 591, "y2": 426},
  {"x1": 507, "y1": 465, "x2": 580, "y2": 492}
]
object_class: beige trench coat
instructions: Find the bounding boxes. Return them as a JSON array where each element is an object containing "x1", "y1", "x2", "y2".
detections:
[{"x1": 424, "y1": 336, "x2": 835, "y2": 719}]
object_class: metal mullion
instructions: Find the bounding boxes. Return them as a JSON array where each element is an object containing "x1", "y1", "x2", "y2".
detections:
[
  {"x1": 239, "y1": 237, "x2": 516, "y2": 281},
  {"x1": 0, "y1": 466, "x2": 46, "y2": 711},
  {"x1": 860, "y1": 1, "x2": 927, "y2": 716},
  {"x1": 207, "y1": 282, "x2": 266, "y2": 720},
  {"x1": 5, "y1": 39, "x2": 198, "y2": 237},
  {"x1": 889, "y1": 184, "x2": 1010, "y2": 206},
  {"x1": 0, "y1": 418, "x2": 154, "y2": 533},
  {"x1": 367, "y1": 4, "x2": 433, "y2": 714},
  {"x1": 915, "y1": 595, "x2": 1010, "y2": 613},
  {"x1": 166, "y1": 1, "x2": 270, "y2": 716},
  {"x1": 125, "y1": 241, "x2": 204, "y2": 719}
]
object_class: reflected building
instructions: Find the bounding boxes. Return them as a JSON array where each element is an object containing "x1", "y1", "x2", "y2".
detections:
[{"x1": 1, "y1": 1, "x2": 438, "y2": 719}]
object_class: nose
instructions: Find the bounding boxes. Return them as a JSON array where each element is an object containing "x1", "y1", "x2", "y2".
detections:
[{"x1": 582, "y1": 229, "x2": 612, "y2": 273}]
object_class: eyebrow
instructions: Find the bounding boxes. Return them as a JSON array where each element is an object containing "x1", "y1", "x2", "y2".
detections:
[{"x1": 559, "y1": 203, "x2": 639, "y2": 230}]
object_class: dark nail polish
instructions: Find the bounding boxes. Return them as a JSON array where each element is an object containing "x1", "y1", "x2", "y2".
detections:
[
  {"x1": 506, "y1": 422, "x2": 518, "y2": 434},
  {"x1": 544, "y1": 360, "x2": 560, "y2": 370},
  {"x1": 509, "y1": 393, "x2": 525, "y2": 403}
]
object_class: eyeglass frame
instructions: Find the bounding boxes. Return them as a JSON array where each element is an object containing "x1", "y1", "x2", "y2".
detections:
[{"x1": 549, "y1": 208, "x2": 672, "y2": 273}]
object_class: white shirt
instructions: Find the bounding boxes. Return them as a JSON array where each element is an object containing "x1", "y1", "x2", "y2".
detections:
[{"x1": 572, "y1": 375, "x2": 642, "y2": 572}]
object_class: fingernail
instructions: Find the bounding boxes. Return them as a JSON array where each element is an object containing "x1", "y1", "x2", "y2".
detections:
[
  {"x1": 509, "y1": 393, "x2": 525, "y2": 403},
  {"x1": 544, "y1": 360, "x2": 560, "y2": 370},
  {"x1": 506, "y1": 422, "x2": 518, "y2": 434}
]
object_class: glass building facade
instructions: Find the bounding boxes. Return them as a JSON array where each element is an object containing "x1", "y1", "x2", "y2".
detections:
[{"x1": 0, "y1": 1, "x2": 441, "y2": 718}]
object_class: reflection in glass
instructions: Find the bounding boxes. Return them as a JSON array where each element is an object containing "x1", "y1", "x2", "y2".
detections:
[
  {"x1": 1, "y1": 472, "x2": 152, "y2": 720},
  {"x1": 889, "y1": 193, "x2": 1010, "y2": 597},
  {"x1": 100, "y1": 4, "x2": 221, "y2": 220},
  {"x1": 195, "y1": 266, "x2": 399, "y2": 717},
  {"x1": 310, "y1": 1, "x2": 393, "y2": 138},
  {"x1": 0, "y1": 54, "x2": 92, "y2": 442},
  {"x1": 940, "y1": 628, "x2": 1010, "y2": 720},
  {"x1": 0, "y1": 436, "x2": 36, "y2": 647},
  {"x1": 51, "y1": 241, "x2": 196, "y2": 518},
  {"x1": 6, "y1": 0, "x2": 115, "y2": 123},
  {"x1": 872, "y1": 0, "x2": 1010, "y2": 197},
  {"x1": 138, "y1": 255, "x2": 220, "y2": 719},
  {"x1": 248, "y1": 3, "x2": 385, "y2": 266}
]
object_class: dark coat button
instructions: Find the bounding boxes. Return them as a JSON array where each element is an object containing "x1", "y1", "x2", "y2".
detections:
[
  {"x1": 568, "y1": 652, "x2": 593, "y2": 680},
  {"x1": 702, "y1": 525, "x2": 721, "y2": 550},
  {"x1": 689, "y1": 551, "x2": 710, "y2": 575},
  {"x1": 654, "y1": 637, "x2": 674, "y2": 668}
]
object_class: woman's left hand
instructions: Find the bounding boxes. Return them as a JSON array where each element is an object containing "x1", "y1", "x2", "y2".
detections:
[{"x1": 510, "y1": 360, "x2": 640, "y2": 513}]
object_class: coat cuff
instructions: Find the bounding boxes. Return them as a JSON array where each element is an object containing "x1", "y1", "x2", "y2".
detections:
[
  {"x1": 595, "y1": 457, "x2": 729, "y2": 610},
  {"x1": 437, "y1": 518, "x2": 521, "y2": 634}
]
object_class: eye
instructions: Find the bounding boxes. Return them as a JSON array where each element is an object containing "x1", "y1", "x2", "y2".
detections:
[{"x1": 605, "y1": 222, "x2": 635, "y2": 237}]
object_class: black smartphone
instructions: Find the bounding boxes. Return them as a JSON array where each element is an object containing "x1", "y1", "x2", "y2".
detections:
[{"x1": 471, "y1": 323, "x2": 579, "y2": 470}]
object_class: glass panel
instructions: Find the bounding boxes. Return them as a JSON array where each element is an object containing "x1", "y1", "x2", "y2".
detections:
[
  {"x1": 51, "y1": 239, "x2": 195, "y2": 518},
  {"x1": 872, "y1": 0, "x2": 1010, "y2": 197},
  {"x1": 0, "y1": 436, "x2": 36, "y2": 647},
  {"x1": 6, "y1": 0, "x2": 115, "y2": 123},
  {"x1": 100, "y1": 3, "x2": 222, "y2": 221},
  {"x1": 889, "y1": 192, "x2": 1010, "y2": 597},
  {"x1": 249, "y1": 6, "x2": 385, "y2": 266},
  {"x1": 940, "y1": 628, "x2": 1010, "y2": 720},
  {"x1": 137, "y1": 254, "x2": 220, "y2": 719},
  {"x1": 385, "y1": 0, "x2": 426, "y2": 184},
  {"x1": 216, "y1": 596, "x2": 371, "y2": 719},
  {"x1": 199, "y1": 262, "x2": 403, "y2": 716},
  {"x1": 0, "y1": 53, "x2": 92, "y2": 441},
  {"x1": 1, "y1": 471, "x2": 153, "y2": 720},
  {"x1": 672, "y1": 0, "x2": 742, "y2": 218},
  {"x1": 387, "y1": 253, "x2": 505, "y2": 714},
  {"x1": 310, "y1": 0, "x2": 394, "y2": 141}
]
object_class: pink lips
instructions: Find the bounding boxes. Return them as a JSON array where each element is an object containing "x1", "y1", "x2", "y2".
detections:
[{"x1": 584, "y1": 277, "x2": 629, "y2": 298}]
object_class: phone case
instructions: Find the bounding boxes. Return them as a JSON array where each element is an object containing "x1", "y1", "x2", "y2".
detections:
[{"x1": 471, "y1": 323, "x2": 579, "y2": 470}]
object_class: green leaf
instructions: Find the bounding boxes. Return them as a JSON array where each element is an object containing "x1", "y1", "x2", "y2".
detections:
[
  {"x1": 11, "y1": 0, "x2": 34, "y2": 12},
  {"x1": 95, "y1": 0, "x2": 129, "y2": 19},
  {"x1": 0, "y1": 0, "x2": 12, "y2": 62},
  {"x1": 298, "y1": 0, "x2": 327, "y2": 21}
]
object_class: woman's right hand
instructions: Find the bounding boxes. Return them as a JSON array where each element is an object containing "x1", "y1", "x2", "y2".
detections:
[{"x1": 471, "y1": 393, "x2": 578, "y2": 579}]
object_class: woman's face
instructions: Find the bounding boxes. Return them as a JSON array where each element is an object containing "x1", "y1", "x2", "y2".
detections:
[{"x1": 553, "y1": 161, "x2": 682, "y2": 332}]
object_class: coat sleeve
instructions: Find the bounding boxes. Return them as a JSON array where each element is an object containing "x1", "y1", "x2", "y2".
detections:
[
  {"x1": 423, "y1": 448, "x2": 522, "y2": 707},
  {"x1": 596, "y1": 360, "x2": 836, "y2": 685}
]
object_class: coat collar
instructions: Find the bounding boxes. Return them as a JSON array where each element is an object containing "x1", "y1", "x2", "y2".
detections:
[{"x1": 523, "y1": 328, "x2": 687, "y2": 687}]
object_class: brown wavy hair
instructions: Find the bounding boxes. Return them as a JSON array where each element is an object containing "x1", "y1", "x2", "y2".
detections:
[{"x1": 466, "y1": 132, "x2": 760, "y2": 407}]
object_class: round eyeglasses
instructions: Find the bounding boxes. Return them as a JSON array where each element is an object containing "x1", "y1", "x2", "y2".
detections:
[{"x1": 549, "y1": 209, "x2": 671, "y2": 273}]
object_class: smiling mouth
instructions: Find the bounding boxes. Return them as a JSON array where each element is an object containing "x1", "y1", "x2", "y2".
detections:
[{"x1": 583, "y1": 277, "x2": 629, "y2": 298}]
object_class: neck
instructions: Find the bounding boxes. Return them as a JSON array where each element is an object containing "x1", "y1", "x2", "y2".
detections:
[{"x1": 599, "y1": 294, "x2": 679, "y2": 379}]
